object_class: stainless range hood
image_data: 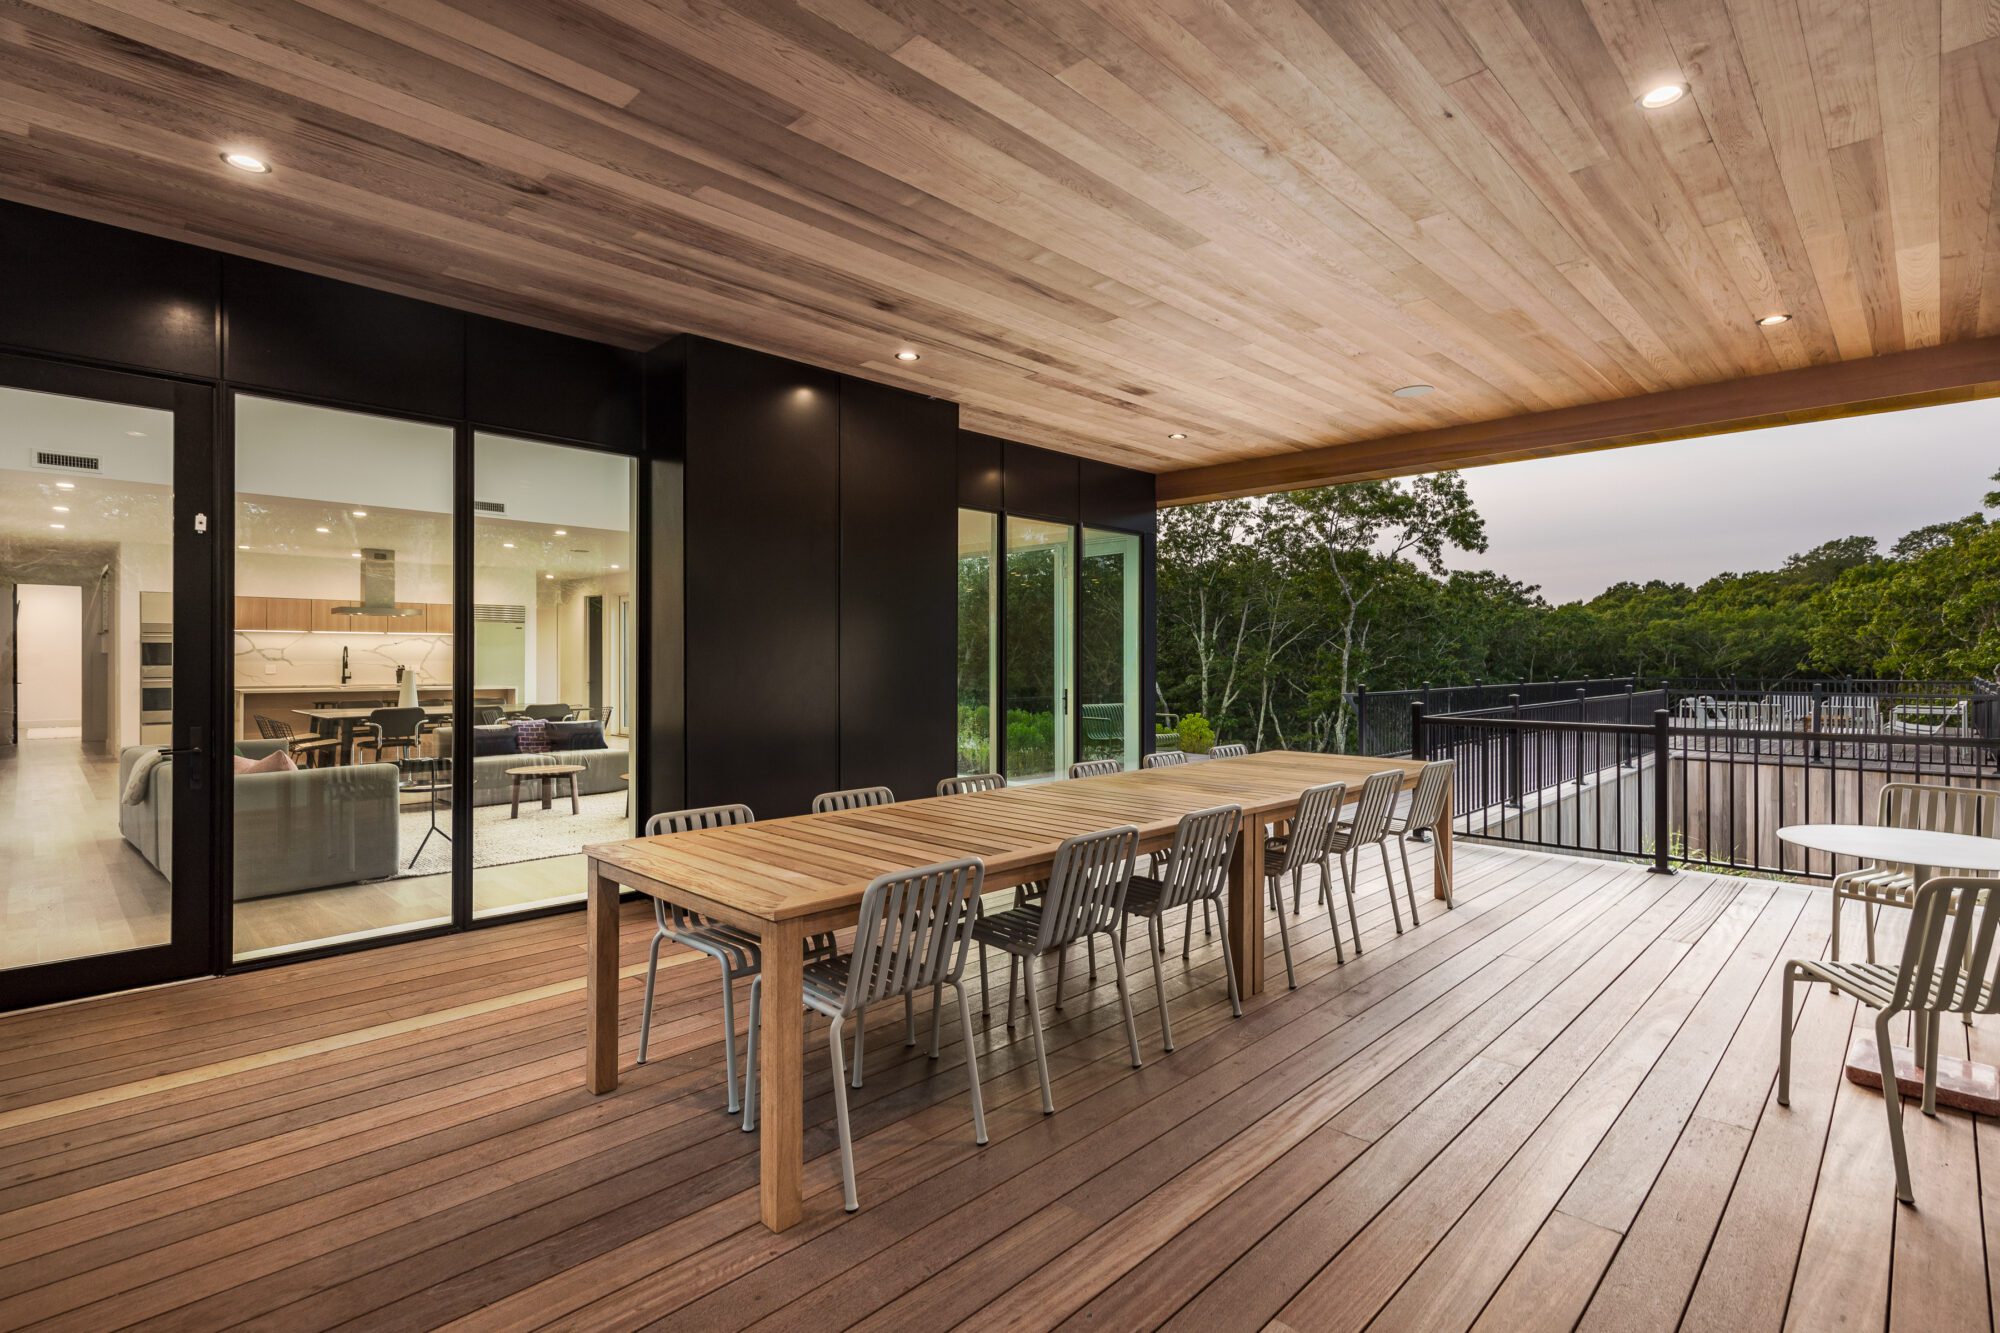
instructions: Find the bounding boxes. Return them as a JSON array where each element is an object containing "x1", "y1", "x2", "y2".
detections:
[{"x1": 332, "y1": 548, "x2": 423, "y2": 617}]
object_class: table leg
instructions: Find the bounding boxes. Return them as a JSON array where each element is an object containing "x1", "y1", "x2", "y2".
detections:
[
  {"x1": 510, "y1": 775, "x2": 522, "y2": 819},
  {"x1": 585, "y1": 859, "x2": 621, "y2": 1094},
  {"x1": 568, "y1": 773, "x2": 580, "y2": 815},
  {"x1": 758, "y1": 917, "x2": 807, "y2": 1231},
  {"x1": 541, "y1": 777, "x2": 554, "y2": 811},
  {"x1": 1228, "y1": 816, "x2": 1266, "y2": 996},
  {"x1": 1434, "y1": 783, "x2": 1454, "y2": 902}
]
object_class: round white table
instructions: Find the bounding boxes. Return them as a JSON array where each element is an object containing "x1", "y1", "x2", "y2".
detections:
[{"x1": 1777, "y1": 823, "x2": 2000, "y2": 1114}]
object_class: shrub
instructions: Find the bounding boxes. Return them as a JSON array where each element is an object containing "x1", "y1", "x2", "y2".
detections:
[{"x1": 1176, "y1": 714, "x2": 1216, "y2": 755}]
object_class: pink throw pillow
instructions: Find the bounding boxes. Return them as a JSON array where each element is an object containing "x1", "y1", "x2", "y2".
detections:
[{"x1": 233, "y1": 750, "x2": 298, "y2": 775}]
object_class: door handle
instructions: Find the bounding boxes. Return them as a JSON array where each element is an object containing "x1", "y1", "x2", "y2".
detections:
[{"x1": 157, "y1": 747, "x2": 202, "y2": 758}]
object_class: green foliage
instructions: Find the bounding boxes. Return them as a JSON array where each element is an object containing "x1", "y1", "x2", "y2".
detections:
[
  {"x1": 1006, "y1": 709, "x2": 1056, "y2": 775},
  {"x1": 1176, "y1": 714, "x2": 1215, "y2": 754},
  {"x1": 1158, "y1": 467, "x2": 2000, "y2": 751}
]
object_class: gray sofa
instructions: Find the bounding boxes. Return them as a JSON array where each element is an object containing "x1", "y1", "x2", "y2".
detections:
[
  {"x1": 432, "y1": 727, "x2": 629, "y2": 808},
  {"x1": 118, "y1": 741, "x2": 401, "y2": 898}
]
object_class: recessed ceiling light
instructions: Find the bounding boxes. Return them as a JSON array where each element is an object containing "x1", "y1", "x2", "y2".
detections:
[
  {"x1": 52, "y1": 506, "x2": 68, "y2": 513},
  {"x1": 609, "y1": 564, "x2": 621, "y2": 571},
  {"x1": 221, "y1": 151, "x2": 272, "y2": 173},
  {"x1": 125, "y1": 430, "x2": 146, "y2": 438},
  {"x1": 1168, "y1": 432, "x2": 1188, "y2": 440},
  {"x1": 1639, "y1": 84, "x2": 1687, "y2": 110},
  {"x1": 894, "y1": 350, "x2": 921, "y2": 362},
  {"x1": 1756, "y1": 312, "x2": 1792, "y2": 327},
  {"x1": 315, "y1": 526, "x2": 331, "y2": 534},
  {"x1": 55, "y1": 481, "x2": 74, "y2": 490},
  {"x1": 351, "y1": 551, "x2": 363, "y2": 558},
  {"x1": 554, "y1": 529, "x2": 567, "y2": 536},
  {"x1": 544, "y1": 573, "x2": 554, "y2": 581},
  {"x1": 351, "y1": 509, "x2": 368, "y2": 517},
  {"x1": 502, "y1": 541, "x2": 516, "y2": 549},
  {"x1": 49, "y1": 522, "x2": 65, "y2": 529},
  {"x1": 1392, "y1": 383, "x2": 1436, "y2": 398},
  {"x1": 238, "y1": 544, "x2": 250, "y2": 550}
]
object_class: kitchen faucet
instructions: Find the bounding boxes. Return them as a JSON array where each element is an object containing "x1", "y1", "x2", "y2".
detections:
[{"x1": 341, "y1": 645, "x2": 351, "y2": 685}]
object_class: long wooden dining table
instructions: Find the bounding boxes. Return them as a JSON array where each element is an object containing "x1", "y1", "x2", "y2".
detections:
[{"x1": 582, "y1": 750, "x2": 1443, "y2": 1232}]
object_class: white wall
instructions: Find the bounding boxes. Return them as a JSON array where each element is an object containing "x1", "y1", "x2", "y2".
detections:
[{"x1": 16, "y1": 584, "x2": 82, "y2": 728}]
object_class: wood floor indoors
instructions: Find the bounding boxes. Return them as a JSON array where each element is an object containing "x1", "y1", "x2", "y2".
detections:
[{"x1": 0, "y1": 841, "x2": 1990, "y2": 1331}]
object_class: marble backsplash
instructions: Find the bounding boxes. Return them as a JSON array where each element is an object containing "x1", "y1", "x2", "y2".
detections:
[{"x1": 236, "y1": 630, "x2": 452, "y2": 691}]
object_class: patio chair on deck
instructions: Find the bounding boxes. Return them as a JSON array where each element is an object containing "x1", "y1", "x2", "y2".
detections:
[
  {"x1": 1831, "y1": 782, "x2": 2000, "y2": 970},
  {"x1": 1068, "y1": 759, "x2": 1122, "y2": 778},
  {"x1": 1119, "y1": 804, "x2": 1245, "y2": 1047},
  {"x1": 1210, "y1": 743, "x2": 1248, "y2": 758},
  {"x1": 1260, "y1": 781, "x2": 1349, "y2": 987}
]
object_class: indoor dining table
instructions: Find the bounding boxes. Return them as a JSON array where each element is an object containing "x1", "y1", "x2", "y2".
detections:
[
  {"x1": 293, "y1": 703, "x2": 451, "y2": 763},
  {"x1": 582, "y1": 750, "x2": 1443, "y2": 1232}
]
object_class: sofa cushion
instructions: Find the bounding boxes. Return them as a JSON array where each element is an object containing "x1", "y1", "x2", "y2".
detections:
[
  {"x1": 233, "y1": 749, "x2": 297, "y2": 775},
  {"x1": 471, "y1": 725, "x2": 520, "y2": 757},
  {"x1": 511, "y1": 718, "x2": 551, "y2": 754},
  {"x1": 545, "y1": 720, "x2": 606, "y2": 751}
]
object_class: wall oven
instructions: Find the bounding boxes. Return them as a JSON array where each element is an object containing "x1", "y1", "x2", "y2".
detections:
[{"x1": 140, "y1": 635, "x2": 173, "y2": 681}]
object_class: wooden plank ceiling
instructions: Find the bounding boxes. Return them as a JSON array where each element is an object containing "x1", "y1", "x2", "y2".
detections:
[{"x1": 2, "y1": 0, "x2": 1999, "y2": 482}]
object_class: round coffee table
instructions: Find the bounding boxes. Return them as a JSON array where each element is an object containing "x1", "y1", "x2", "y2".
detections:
[
  {"x1": 1778, "y1": 824, "x2": 2000, "y2": 1114},
  {"x1": 507, "y1": 763, "x2": 587, "y2": 819}
]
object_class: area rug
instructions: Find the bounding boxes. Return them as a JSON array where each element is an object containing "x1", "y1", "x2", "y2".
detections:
[{"x1": 395, "y1": 789, "x2": 633, "y2": 876}]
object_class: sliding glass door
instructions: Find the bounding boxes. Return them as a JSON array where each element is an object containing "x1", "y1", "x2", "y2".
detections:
[
  {"x1": 956, "y1": 510, "x2": 998, "y2": 775},
  {"x1": 1081, "y1": 527, "x2": 1142, "y2": 770},
  {"x1": 1002, "y1": 517, "x2": 1074, "y2": 783},
  {"x1": 0, "y1": 358, "x2": 216, "y2": 1008}
]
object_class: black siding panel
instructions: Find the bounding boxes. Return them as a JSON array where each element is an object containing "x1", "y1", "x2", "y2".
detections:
[
  {"x1": 840, "y1": 378, "x2": 957, "y2": 799},
  {"x1": 957, "y1": 430, "x2": 1004, "y2": 511},
  {"x1": 682, "y1": 341, "x2": 841, "y2": 817},
  {"x1": 1080, "y1": 459, "x2": 1158, "y2": 535},
  {"x1": 1002, "y1": 439, "x2": 1079, "y2": 522},
  {"x1": 0, "y1": 201, "x2": 219, "y2": 378},
  {"x1": 222, "y1": 258, "x2": 464, "y2": 419},
  {"x1": 466, "y1": 316, "x2": 641, "y2": 449}
]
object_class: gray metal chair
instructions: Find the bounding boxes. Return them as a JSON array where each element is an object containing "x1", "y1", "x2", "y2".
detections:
[
  {"x1": 937, "y1": 772, "x2": 1005, "y2": 795},
  {"x1": 742, "y1": 857, "x2": 990, "y2": 1211},
  {"x1": 1210, "y1": 743, "x2": 1247, "y2": 759},
  {"x1": 1832, "y1": 783, "x2": 2000, "y2": 969},
  {"x1": 1069, "y1": 759, "x2": 1122, "y2": 778},
  {"x1": 812, "y1": 785, "x2": 896, "y2": 813},
  {"x1": 1386, "y1": 760, "x2": 1455, "y2": 909},
  {"x1": 1780, "y1": 876, "x2": 1997, "y2": 1204},
  {"x1": 1326, "y1": 769, "x2": 1410, "y2": 935},
  {"x1": 1142, "y1": 750, "x2": 1190, "y2": 769},
  {"x1": 1261, "y1": 781, "x2": 1350, "y2": 986},
  {"x1": 973, "y1": 825, "x2": 1144, "y2": 1113},
  {"x1": 1119, "y1": 804, "x2": 1244, "y2": 1048},
  {"x1": 638, "y1": 803, "x2": 832, "y2": 1114}
]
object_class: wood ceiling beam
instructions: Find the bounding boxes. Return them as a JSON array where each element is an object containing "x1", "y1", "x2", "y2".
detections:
[{"x1": 1156, "y1": 338, "x2": 2000, "y2": 505}]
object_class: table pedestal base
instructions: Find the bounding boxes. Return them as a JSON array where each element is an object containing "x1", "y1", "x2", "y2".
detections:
[{"x1": 1844, "y1": 1033, "x2": 2000, "y2": 1115}]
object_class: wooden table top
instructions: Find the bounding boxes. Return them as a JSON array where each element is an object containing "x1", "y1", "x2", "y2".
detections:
[{"x1": 587, "y1": 750, "x2": 1423, "y2": 923}]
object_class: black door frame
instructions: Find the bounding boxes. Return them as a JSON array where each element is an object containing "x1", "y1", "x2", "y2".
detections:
[{"x1": 0, "y1": 352, "x2": 220, "y2": 1009}]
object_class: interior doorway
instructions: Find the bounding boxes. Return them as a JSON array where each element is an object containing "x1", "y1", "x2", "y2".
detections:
[{"x1": 15, "y1": 583, "x2": 85, "y2": 740}]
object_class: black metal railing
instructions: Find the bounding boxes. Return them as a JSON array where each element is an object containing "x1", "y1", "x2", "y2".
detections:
[
  {"x1": 1411, "y1": 702, "x2": 2000, "y2": 880},
  {"x1": 1352, "y1": 677, "x2": 1639, "y2": 756}
]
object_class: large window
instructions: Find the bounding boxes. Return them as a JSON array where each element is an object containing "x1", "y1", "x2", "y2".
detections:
[
  {"x1": 1002, "y1": 517, "x2": 1075, "y2": 783},
  {"x1": 1081, "y1": 527, "x2": 1142, "y2": 770},
  {"x1": 231, "y1": 396, "x2": 454, "y2": 960},
  {"x1": 956, "y1": 510, "x2": 997, "y2": 775},
  {"x1": 469, "y1": 433, "x2": 636, "y2": 919}
]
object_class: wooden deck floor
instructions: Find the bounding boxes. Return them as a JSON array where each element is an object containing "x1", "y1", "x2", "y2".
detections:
[{"x1": 0, "y1": 842, "x2": 1991, "y2": 1331}]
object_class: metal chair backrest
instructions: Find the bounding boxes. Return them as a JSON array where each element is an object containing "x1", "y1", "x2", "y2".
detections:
[
  {"x1": 1142, "y1": 750, "x2": 1190, "y2": 769},
  {"x1": 1036, "y1": 825, "x2": 1139, "y2": 950},
  {"x1": 937, "y1": 772, "x2": 1005, "y2": 796},
  {"x1": 841, "y1": 858, "x2": 985, "y2": 1016},
  {"x1": 368, "y1": 707, "x2": 427, "y2": 744},
  {"x1": 524, "y1": 703, "x2": 573, "y2": 721},
  {"x1": 1889, "y1": 877, "x2": 2000, "y2": 1015},
  {"x1": 472, "y1": 705, "x2": 502, "y2": 726},
  {"x1": 1879, "y1": 782, "x2": 2000, "y2": 840},
  {"x1": 812, "y1": 785, "x2": 896, "y2": 814},
  {"x1": 1069, "y1": 759, "x2": 1122, "y2": 779},
  {"x1": 255, "y1": 715, "x2": 293, "y2": 740},
  {"x1": 1272, "y1": 781, "x2": 1345, "y2": 875},
  {"x1": 1346, "y1": 770, "x2": 1405, "y2": 843},
  {"x1": 1210, "y1": 743, "x2": 1247, "y2": 759},
  {"x1": 1405, "y1": 760, "x2": 1455, "y2": 830},
  {"x1": 645, "y1": 803, "x2": 756, "y2": 933},
  {"x1": 1154, "y1": 805, "x2": 1243, "y2": 911}
]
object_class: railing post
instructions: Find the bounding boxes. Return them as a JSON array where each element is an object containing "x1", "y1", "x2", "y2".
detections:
[
  {"x1": 1649, "y1": 708, "x2": 1674, "y2": 874},
  {"x1": 1355, "y1": 684, "x2": 1369, "y2": 754},
  {"x1": 1410, "y1": 701, "x2": 1426, "y2": 761},
  {"x1": 1624, "y1": 683, "x2": 1637, "y2": 766},
  {"x1": 1507, "y1": 692, "x2": 1523, "y2": 808},
  {"x1": 1810, "y1": 681, "x2": 1825, "y2": 763}
]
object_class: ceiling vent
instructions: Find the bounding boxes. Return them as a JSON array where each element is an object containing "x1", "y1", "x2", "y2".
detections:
[
  {"x1": 34, "y1": 451, "x2": 100, "y2": 473},
  {"x1": 473, "y1": 499, "x2": 506, "y2": 514}
]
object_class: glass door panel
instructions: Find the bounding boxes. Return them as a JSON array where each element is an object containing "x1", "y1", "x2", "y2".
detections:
[
  {"x1": 1002, "y1": 517, "x2": 1073, "y2": 783},
  {"x1": 231, "y1": 395, "x2": 454, "y2": 960},
  {"x1": 0, "y1": 373, "x2": 213, "y2": 1005},
  {"x1": 1080, "y1": 528, "x2": 1141, "y2": 770},
  {"x1": 956, "y1": 510, "x2": 997, "y2": 775},
  {"x1": 470, "y1": 433, "x2": 635, "y2": 920}
]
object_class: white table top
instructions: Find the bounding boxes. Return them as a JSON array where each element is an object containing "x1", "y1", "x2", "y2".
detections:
[{"x1": 1777, "y1": 824, "x2": 2000, "y2": 872}]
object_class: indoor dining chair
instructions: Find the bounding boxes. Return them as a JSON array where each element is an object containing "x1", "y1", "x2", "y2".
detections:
[
  {"x1": 742, "y1": 857, "x2": 989, "y2": 1212},
  {"x1": 1118, "y1": 804, "x2": 1244, "y2": 1047}
]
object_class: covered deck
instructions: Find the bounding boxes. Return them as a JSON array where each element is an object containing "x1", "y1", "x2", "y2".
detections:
[{"x1": 0, "y1": 842, "x2": 1986, "y2": 1330}]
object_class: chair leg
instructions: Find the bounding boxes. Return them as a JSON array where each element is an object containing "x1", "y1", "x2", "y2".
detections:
[
  {"x1": 718, "y1": 958, "x2": 744, "y2": 1113},
  {"x1": 1381, "y1": 844, "x2": 1404, "y2": 934},
  {"x1": 850, "y1": 1004, "x2": 866, "y2": 1089},
  {"x1": 637, "y1": 930, "x2": 667, "y2": 1065},
  {"x1": 1876, "y1": 1011, "x2": 1914, "y2": 1204},
  {"x1": 1319, "y1": 856, "x2": 1344, "y2": 964},
  {"x1": 1055, "y1": 946, "x2": 1068, "y2": 1010},
  {"x1": 1397, "y1": 834, "x2": 1421, "y2": 927},
  {"x1": 741, "y1": 975, "x2": 762, "y2": 1133},
  {"x1": 1183, "y1": 898, "x2": 1195, "y2": 961},
  {"x1": 1088, "y1": 933, "x2": 1098, "y2": 982},
  {"x1": 1864, "y1": 903, "x2": 1878, "y2": 964},
  {"x1": 1922, "y1": 1012, "x2": 1941, "y2": 1116},
  {"x1": 1111, "y1": 935, "x2": 1143, "y2": 1068},
  {"x1": 1020, "y1": 958, "x2": 1055, "y2": 1114},
  {"x1": 1215, "y1": 898, "x2": 1243, "y2": 1017},
  {"x1": 904, "y1": 991, "x2": 916, "y2": 1047},
  {"x1": 979, "y1": 941, "x2": 990, "y2": 1019},
  {"x1": 1340, "y1": 852, "x2": 1363, "y2": 956},
  {"x1": 1828, "y1": 892, "x2": 1844, "y2": 995},
  {"x1": 1007, "y1": 955, "x2": 1020, "y2": 1029},
  {"x1": 1203, "y1": 897, "x2": 1214, "y2": 936},
  {"x1": 953, "y1": 981, "x2": 989, "y2": 1145},
  {"x1": 930, "y1": 981, "x2": 944, "y2": 1059},
  {"x1": 1292, "y1": 865, "x2": 1302, "y2": 915},
  {"x1": 1778, "y1": 964, "x2": 1796, "y2": 1106},
  {"x1": 1267, "y1": 879, "x2": 1296, "y2": 989},
  {"x1": 1148, "y1": 916, "x2": 1174, "y2": 1052},
  {"x1": 826, "y1": 1015, "x2": 859, "y2": 1213}
]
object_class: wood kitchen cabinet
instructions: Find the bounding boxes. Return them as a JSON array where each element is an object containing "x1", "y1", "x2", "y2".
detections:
[{"x1": 235, "y1": 595, "x2": 450, "y2": 634}]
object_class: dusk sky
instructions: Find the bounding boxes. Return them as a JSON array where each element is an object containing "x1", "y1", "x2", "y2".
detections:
[{"x1": 1442, "y1": 396, "x2": 2000, "y2": 604}]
